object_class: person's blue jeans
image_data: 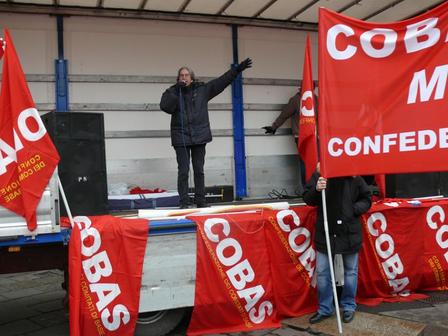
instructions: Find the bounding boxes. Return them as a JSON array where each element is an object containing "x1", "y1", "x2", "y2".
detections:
[{"x1": 316, "y1": 251, "x2": 359, "y2": 316}]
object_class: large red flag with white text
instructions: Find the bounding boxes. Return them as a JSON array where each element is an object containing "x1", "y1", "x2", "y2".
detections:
[
  {"x1": 357, "y1": 199, "x2": 448, "y2": 304},
  {"x1": 419, "y1": 200, "x2": 448, "y2": 291},
  {"x1": 0, "y1": 29, "x2": 60, "y2": 231},
  {"x1": 263, "y1": 207, "x2": 317, "y2": 318},
  {"x1": 187, "y1": 212, "x2": 280, "y2": 335},
  {"x1": 318, "y1": 2, "x2": 448, "y2": 178},
  {"x1": 298, "y1": 36, "x2": 318, "y2": 181},
  {"x1": 69, "y1": 215, "x2": 149, "y2": 336},
  {"x1": 358, "y1": 202, "x2": 427, "y2": 305},
  {"x1": 184, "y1": 201, "x2": 448, "y2": 334}
]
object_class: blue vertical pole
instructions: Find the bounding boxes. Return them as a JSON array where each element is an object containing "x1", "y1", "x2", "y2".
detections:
[
  {"x1": 231, "y1": 25, "x2": 247, "y2": 199},
  {"x1": 55, "y1": 15, "x2": 69, "y2": 112}
]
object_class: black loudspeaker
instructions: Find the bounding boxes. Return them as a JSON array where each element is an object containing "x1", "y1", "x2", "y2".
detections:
[
  {"x1": 386, "y1": 172, "x2": 448, "y2": 198},
  {"x1": 41, "y1": 112, "x2": 108, "y2": 216}
]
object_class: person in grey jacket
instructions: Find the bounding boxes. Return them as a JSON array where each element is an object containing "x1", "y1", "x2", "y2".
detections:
[
  {"x1": 262, "y1": 92, "x2": 301, "y2": 137},
  {"x1": 262, "y1": 91, "x2": 306, "y2": 191},
  {"x1": 160, "y1": 59, "x2": 252, "y2": 208},
  {"x1": 303, "y1": 163, "x2": 371, "y2": 324}
]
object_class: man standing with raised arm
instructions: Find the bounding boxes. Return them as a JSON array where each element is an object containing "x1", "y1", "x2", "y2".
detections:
[{"x1": 160, "y1": 59, "x2": 252, "y2": 208}]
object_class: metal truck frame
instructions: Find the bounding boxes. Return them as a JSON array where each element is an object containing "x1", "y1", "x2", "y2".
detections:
[{"x1": 0, "y1": 174, "x2": 199, "y2": 336}]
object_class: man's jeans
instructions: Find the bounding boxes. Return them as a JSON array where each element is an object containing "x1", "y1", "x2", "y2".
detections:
[{"x1": 316, "y1": 251, "x2": 359, "y2": 316}]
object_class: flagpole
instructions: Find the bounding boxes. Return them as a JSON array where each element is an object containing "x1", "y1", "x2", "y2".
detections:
[
  {"x1": 57, "y1": 175, "x2": 74, "y2": 228},
  {"x1": 321, "y1": 189, "x2": 343, "y2": 334}
]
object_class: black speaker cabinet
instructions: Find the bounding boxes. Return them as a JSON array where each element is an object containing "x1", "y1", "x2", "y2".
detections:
[
  {"x1": 41, "y1": 112, "x2": 108, "y2": 216},
  {"x1": 386, "y1": 172, "x2": 448, "y2": 198}
]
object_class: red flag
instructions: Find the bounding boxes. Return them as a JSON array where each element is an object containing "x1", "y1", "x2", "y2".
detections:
[
  {"x1": 357, "y1": 200, "x2": 445, "y2": 305},
  {"x1": 375, "y1": 174, "x2": 386, "y2": 199},
  {"x1": 298, "y1": 36, "x2": 318, "y2": 181},
  {"x1": 0, "y1": 29, "x2": 60, "y2": 231},
  {"x1": 318, "y1": 3, "x2": 448, "y2": 178},
  {"x1": 263, "y1": 207, "x2": 317, "y2": 318},
  {"x1": 69, "y1": 215, "x2": 149, "y2": 336},
  {"x1": 187, "y1": 212, "x2": 280, "y2": 335}
]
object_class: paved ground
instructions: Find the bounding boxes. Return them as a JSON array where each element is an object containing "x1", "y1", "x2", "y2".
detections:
[
  {"x1": 1, "y1": 270, "x2": 448, "y2": 335},
  {"x1": 0, "y1": 270, "x2": 69, "y2": 336}
]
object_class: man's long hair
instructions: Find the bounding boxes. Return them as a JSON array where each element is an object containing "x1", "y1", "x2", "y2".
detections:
[{"x1": 177, "y1": 66, "x2": 195, "y2": 82}]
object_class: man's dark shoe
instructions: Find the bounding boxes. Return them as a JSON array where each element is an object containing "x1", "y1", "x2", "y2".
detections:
[
  {"x1": 309, "y1": 312, "x2": 331, "y2": 324},
  {"x1": 342, "y1": 310, "x2": 355, "y2": 323},
  {"x1": 196, "y1": 202, "x2": 209, "y2": 208},
  {"x1": 179, "y1": 204, "x2": 190, "y2": 209}
]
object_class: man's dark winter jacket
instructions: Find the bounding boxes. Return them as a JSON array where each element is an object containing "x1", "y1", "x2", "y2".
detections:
[
  {"x1": 303, "y1": 173, "x2": 372, "y2": 254},
  {"x1": 160, "y1": 68, "x2": 238, "y2": 147}
]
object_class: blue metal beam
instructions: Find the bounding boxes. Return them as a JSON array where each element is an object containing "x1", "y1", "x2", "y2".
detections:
[
  {"x1": 231, "y1": 25, "x2": 247, "y2": 199},
  {"x1": 55, "y1": 15, "x2": 69, "y2": 112},
  {"x1": 0, "y1": 232, "x2": 65, "y2": 247},
  {"x1": 149, "y1": 219, "x2": 196, "y2": 235}
]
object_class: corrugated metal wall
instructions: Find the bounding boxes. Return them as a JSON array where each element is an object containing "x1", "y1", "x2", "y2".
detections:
[{"x1": 0, "y1": 12, "x2": 318, "y2": 198}]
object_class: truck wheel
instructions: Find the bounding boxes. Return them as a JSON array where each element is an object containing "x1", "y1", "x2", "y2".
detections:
[{"x1": 135, "y1": 308, "x2": 186, "y2": 336}]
